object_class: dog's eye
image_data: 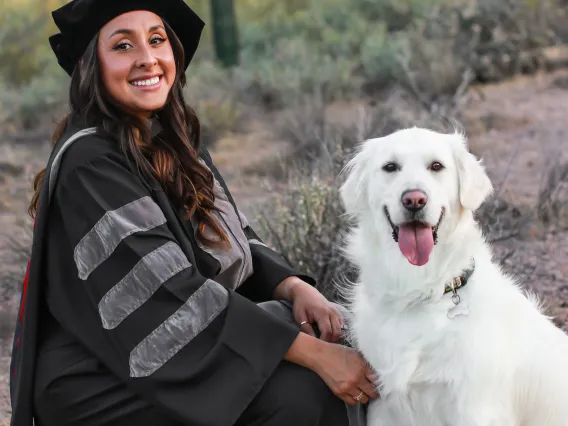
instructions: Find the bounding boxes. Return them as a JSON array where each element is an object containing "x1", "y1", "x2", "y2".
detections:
[
  {"x1": 382, "y1": 162, "x2": 400, "y2": 173},
  {"x1": 429, "y1": 161, "x2": 444, "y2": 172}
]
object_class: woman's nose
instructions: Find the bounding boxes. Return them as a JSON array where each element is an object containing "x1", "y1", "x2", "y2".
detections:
[{"x1": 136, "y1": 46, "x2": 158, "y2": 69}]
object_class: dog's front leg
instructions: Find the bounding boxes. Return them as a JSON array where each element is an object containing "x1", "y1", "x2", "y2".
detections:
[{"x1": 366, "y1": 394, "x2": 419, "y2": 426}]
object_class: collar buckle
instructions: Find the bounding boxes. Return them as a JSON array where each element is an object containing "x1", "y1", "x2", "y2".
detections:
[{"x1": 450, "y1": 277, "x2": 462, "y2": 305}]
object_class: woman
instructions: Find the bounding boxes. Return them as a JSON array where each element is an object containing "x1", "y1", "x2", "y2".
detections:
[{"x1": 9, "y1": 1, "x2": 378, "y2": 425}]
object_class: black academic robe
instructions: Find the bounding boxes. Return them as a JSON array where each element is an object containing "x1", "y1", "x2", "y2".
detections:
[{"x1": 10, "y1": 121, "x2": 315, "y2": 426}]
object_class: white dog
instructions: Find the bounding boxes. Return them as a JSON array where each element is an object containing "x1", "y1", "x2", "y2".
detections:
[{"x1": 339, "y1": 127, "x2": 568, "y2": 426}]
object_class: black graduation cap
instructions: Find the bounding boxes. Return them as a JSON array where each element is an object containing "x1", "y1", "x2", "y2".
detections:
[{"x1": 49, "y1": 0, "x2": 205, "y2": 76}]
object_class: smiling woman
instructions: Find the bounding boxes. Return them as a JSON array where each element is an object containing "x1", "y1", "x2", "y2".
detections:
[{"x1": 9, "y1": 1, "x2": 376, "y2": 426}]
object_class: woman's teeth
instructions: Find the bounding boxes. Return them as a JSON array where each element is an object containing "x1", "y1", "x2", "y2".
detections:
[{"x1": 131, "y1": 77, "x2": 160, "y2": 86}]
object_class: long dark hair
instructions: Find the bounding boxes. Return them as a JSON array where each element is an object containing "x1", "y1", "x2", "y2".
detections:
[{"x1": 30, "y1": 21, "x2": 230, "y2": 248}]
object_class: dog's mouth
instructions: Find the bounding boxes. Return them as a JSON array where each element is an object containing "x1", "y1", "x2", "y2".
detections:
[{"x1": 384, "y1": 207, "x2": 445, "y2": 267}]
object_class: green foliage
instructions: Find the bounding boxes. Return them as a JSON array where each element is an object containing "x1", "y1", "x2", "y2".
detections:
[
  {"x1": 0, "y1": 0, "x2": 566, "y2": 131},
  {"x1": 0, "y1": 8, "x2": 52, "y2": 86},
  {"x1": 360, "y1": 24, "x2": 406, "y2": 88},
  {"x1": 0, "y1": 59, "x2": 68, "y2": 130},
  {"x1": 227, "y1": 0, "x2": 422, "y2": 104}
]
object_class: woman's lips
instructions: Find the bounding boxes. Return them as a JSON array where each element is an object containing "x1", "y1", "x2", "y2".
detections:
[{"x1": 129, "y1": 76, "x2": 162, "y2": 91}]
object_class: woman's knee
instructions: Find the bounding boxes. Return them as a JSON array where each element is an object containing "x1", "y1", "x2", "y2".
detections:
[{"x1": 236, "y1": 361, "x2": 348, "y2": 426}]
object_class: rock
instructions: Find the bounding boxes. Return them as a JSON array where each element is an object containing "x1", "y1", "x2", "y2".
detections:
[
  {"x1": 0, "y1": 162, "x2": 23, "y2": 177},
  {"x1": 542, "y1": 44, "x2": 568, "y2": 71}
]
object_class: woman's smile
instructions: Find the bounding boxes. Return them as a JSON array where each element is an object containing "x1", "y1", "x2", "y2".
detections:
[{"x1": 129, "y1": 74, "x2": 163, "y2": 90}]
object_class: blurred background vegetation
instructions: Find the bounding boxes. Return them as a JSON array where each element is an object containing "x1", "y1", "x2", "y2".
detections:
[{"x1": 1, "y1": 0, "x2": 567, "y2": 131}]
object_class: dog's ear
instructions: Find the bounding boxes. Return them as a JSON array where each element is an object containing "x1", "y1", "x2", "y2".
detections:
[
  {"x1": 453, "y1": 134, "x2": 493, "y2": 211},
  {"x1": 340, "y1": 143, "x2": 371, "y2": 215}
]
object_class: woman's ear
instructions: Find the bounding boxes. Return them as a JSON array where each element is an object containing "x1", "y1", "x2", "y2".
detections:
[{"x1": 453, "y1": 134, "x2": 494, "y2": 211}]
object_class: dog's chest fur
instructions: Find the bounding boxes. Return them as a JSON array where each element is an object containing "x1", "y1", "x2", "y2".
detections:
[
  {"x1": 354, "y1": 287, "x2": 462, "y2": 389},
  {"x1": 351, "y1": 275, "x2": 518, "y2": 426}
]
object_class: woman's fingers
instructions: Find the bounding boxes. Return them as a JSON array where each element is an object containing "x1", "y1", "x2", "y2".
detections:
[
  {"x1": 297, "y1": 316, "x2": 317, "y2": 337},
  {"x1": 314, "y1": 305, "x2": 344, "y2": 342},
  {"x1": 329, "y1": 309, "x2": 343, "y2": 343},
  {"x1": 359, "y1": 379, "x2": 379, "y2": 399},
  {"x1": 349, "y1": 388, "x2": 369, "y2": 405},
  {"x1": 365, "y1": 365, "x2": 381, "y2": 391},
  {"x1": 316, "y1": 315, "x2": 333, "y2": 342}
]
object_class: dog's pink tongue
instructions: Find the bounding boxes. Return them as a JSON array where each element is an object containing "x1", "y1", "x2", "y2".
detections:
[{"x1": 398, "y1": 223, "x2": 434, "y2": 266}]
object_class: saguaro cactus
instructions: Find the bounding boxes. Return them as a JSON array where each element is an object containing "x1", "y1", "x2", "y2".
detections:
[{"x1": 209, "y1": 0, "x2": 240, "y2": 68}]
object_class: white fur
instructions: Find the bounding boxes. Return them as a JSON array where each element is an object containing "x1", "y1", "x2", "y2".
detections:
[{"x1": 339, "y1": 127, "x2": 568, "y2": 426}]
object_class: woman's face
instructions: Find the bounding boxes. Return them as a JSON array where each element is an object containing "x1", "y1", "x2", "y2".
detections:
[{"x1": 97, "y1": 11, "x2": 176, "y2": 118}]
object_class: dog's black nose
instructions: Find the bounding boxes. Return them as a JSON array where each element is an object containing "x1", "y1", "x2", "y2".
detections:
[{"x1": 401, "y1": 189, "x2": 428, "y2": 212}]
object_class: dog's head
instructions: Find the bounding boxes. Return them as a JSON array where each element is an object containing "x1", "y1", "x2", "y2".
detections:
[{"x1": 340, "y1": 127, "x2": 493, "y2": 266}]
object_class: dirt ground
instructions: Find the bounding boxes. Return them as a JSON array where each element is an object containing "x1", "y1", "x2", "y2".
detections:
[
  {"x1": 0, "y1": 70, "x2": 567, "y2": 422},
  {"x1": 462, "y1": 70, "x2": 568, "y2": 331}
]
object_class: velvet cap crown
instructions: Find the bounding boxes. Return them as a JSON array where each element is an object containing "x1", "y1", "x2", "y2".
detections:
[{"x1": 49, "y1": 0, "x2": 205, "y2": 76}]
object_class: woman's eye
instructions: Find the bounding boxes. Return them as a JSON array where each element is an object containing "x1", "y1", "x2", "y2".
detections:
[
  {"x1": 430, "y1": 161, "x2": 444, "y2": 172},
  {"x1": 150, "y1": 36, "x2": 166, "y2": 45},
  {"x1": 382, "y1": 162, "x2": 400, "y2": 173},
  {"x1": 113, "y1": 42, "x2": 132, "y2": 51}
]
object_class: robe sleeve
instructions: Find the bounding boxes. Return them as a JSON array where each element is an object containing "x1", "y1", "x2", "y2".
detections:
[
  {"x1": 237, "y1": 225, "x2": 317, "y2": 302},
  {"x1": 50, "y1": 151, "x2": 300, "y2": 426},
  {"x1": 196, "y1": 147, "x2": 317, "y2": 302}
]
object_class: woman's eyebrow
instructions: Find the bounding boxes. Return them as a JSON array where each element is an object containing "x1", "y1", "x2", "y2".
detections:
[{"x1": 108, "y1": 25, "x2": 165, "y2": 39}]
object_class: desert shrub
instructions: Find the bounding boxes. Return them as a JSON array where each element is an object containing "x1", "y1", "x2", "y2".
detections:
[
  {"x1": 232, "y1": 0, "x2": 433, "y2": 106},
  {"x1": 538, "y1": 161, "x2": 568, "y2": 230},
  {"x1": 253, "y1": 145, "x2": 355, "y2": 301},
  {"x1": 0, "y1": 1, "x2": 70, "y2": 130},
  {"x1": 475, "y1": 195, "x2": 532, "y2": 242},
  {"x1": 238, "y1": 41, "x2": 362, "y2": 108},
  {"x1": 193, "y1": 98, "x2": 245, "y2": 147},
  {"x1": 0, "y1": 0, "x2": 63, "y2": 87},
  {"x1": 0, "y1": 9, "x2": 48, "y2": 87},
  {"x1": 253, "y1": 89, "x2": 437, "y2": 180},
  {"x1": 433, "y1": 0, "x2": 564, "y2": 82},
  {"x1": 222, "y1": 0, "x2": 566, "y2": 110},
  {"x1": 0, "y1": 67, "x2": 68, "y2": 131}
]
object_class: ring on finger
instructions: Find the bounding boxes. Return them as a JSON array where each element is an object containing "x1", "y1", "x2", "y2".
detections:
[
  {"x1": 354, "y1": 391, "x2": 364, "y2": 402},
  {"x1": 300, "y1": 321, "x2": 308, "y2": 326}
]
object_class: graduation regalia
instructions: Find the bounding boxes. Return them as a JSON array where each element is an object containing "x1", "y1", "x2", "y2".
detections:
[{"x1": 9, "y1": 118, "x2": 323, "y2": 426}]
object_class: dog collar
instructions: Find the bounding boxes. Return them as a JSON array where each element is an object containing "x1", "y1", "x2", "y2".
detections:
[{"x1": 443, "y1": 260, "x2": 475, "y2": 305}]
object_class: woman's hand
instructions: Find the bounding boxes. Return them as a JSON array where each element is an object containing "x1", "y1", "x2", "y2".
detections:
[
  {"x1": 284, "y1": 333, "x2": 380, "y2": 406},
  {"x1": 313, "y1": 342, "x2": 379, "y2": 406},
  {"x1": 274, "y1": 276, "x2": 345, "y2": 342}
]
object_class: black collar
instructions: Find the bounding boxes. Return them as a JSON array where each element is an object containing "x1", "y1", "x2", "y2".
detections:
[{"x1": 443, "y1": 260, "x2": 475, "y2": 305}]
